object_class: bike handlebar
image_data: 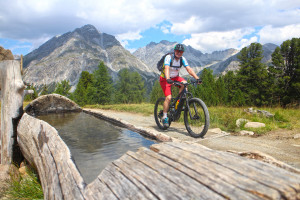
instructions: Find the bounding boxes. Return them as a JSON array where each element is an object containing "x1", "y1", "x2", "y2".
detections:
[{"x1": 173, "y1": 80, "x2": 199, "y2": 87}]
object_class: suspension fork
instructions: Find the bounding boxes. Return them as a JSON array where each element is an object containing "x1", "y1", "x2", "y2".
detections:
[{"x1": 186, "y1": 94, "x2": 199, "y2": 119}]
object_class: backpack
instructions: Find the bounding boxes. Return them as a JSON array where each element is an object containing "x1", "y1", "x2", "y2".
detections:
[{"x1": 157, "y1": 53, "x2": 183, "y2": 71}]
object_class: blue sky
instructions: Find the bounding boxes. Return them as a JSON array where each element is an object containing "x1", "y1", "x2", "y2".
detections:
[
  {"x1": 125, "y1": 21, "x2": 191, "y2": 51},
  {"x1": 0, "y1": 38, "x2": 32, "y2": 55},
  {"x1": 1, "y1": 0, "x2": 300, "y2": 55}
]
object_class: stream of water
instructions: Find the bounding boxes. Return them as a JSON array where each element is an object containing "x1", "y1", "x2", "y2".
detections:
[{"x1": 37, "y1": 111, "x2": 156, "y2": 183}]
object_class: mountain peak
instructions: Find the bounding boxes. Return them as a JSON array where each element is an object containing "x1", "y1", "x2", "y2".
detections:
[
  {"x1": 77, "y1": 24, "x2": 99, "y2": 33},
  {"x1": 73, "y1": 24, "x2": 100, "y2": 38},
  {"x1": 263, "y1": 43, "x2": 278, "y2": 51},
  {"x1": 160, "y1": 40, "x2": 175, "y2": 45}
]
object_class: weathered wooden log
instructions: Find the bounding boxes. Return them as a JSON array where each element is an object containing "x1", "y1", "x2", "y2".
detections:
[
  {"x1": 17, "y1": 113, "x2": 86, "y2": 199},
  {"x1": 0, "y1": 60, "x2": 25, "y2": 164},
  {"x1": 25, "y1": 94, "x2": 82, "y2": 116}
]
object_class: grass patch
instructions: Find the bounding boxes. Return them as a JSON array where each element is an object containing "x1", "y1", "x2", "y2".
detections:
[{"x1": 5, "y1": 166, "x2": 43, "y2": 200}]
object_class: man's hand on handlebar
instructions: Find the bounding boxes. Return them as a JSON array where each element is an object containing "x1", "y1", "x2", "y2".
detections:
[
  {"x1": 167, "y1": 79, "x2": 174, "y2": 84},
  {"x1": 196, "y1": 79, "x2": 202, "y2": 84}
]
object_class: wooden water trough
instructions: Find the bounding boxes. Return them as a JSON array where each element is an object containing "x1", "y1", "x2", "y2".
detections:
[{"x1": 1, "y1": 60, "x2": 300, "y2": 199}]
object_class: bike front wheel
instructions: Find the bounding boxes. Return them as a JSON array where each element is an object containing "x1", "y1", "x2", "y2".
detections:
[
  {"x1": 154, "y1": 97, "x2": 171, "y2": 130},
  {"x1": 184, "y1": 98, "x2": 209, "y2": 138}
]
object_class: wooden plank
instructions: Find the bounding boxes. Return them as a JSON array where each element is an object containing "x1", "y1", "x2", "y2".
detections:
[
  {"x1": 113, "y1": 153, "x2": 188, "y2": 200},
  {"x1": 109, "y1": 158, "x2": 159, "y2": 199},
  {"x1": 142, "y1": 146, "x2": 269, "y2": 200},
  {"x1": 85, "y1": 177, "x2": 117, "y2": 200},
  {"x1": 115, "y1": 152, "x2": 214, "y2": 200},
  {"x1": 99, "y1": 163, "x2": 151, "y2": 199},
  {"x1": 127, "y1": 148, "x2": 226, "y2": 200},
  {"x1": 151, "y1": 142, "x2": 300, "y2": 199},
  {"x1": 167, "y1": 142, "x2": 300, "y2": 188}
]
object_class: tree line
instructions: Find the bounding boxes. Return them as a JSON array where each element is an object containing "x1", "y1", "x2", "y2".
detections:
[
  {"x1": 25, "y1": 61, "x2": 146, "y2": 106},
  {"x1": 25, "y1": 38, "x2": 299, "y2": 107}
]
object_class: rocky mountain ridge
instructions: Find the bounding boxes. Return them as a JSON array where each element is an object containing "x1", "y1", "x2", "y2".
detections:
[
  {"x1": 134, "y1": 41, "x2": 277, "y2": 77},
  {"x1": 23, "y1": 25, "x2": 156, "y2": 91},
  {"x1": 133, "y1": 41, "x2": 239, "y2": 76}
]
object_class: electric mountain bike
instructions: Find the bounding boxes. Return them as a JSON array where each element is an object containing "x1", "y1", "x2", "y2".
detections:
[{"x1": 154, "y1": 80, "x2": 210, "y2": 138}]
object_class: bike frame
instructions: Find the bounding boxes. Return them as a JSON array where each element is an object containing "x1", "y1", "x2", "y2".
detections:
[{"x1": 169, "y1": 81, "x2": 197, "y2": 122}]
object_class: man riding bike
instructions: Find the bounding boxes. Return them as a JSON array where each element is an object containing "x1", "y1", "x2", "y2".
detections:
[{"x1": 159, "y1": 43, "x2": 201, "y2": 128}]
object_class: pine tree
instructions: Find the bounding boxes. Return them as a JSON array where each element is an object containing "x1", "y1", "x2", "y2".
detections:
[
  {"x1": 215, "y1": 76, "x2": 227, "y2": 105},
  {"x1": 24, "y1": 85, "x2": 38, "y2": 101},
  {"x1": 150, "y1": 80, "x2": 164, "y2": 104},
  {"x1": 115, "y1": 69, "x2": 146, "y2": 103},
  {"x1": 196, "y1": 69, "x2": 217, "y2": 106},
  {"x1": 88, "y1": 62, "x2": 112, "y2": 105},
  {"x1": 232, "y1": 89, "x2": 246, "y2": 106},
  {"x1": 271, "y1": 38, "x2": 300, "y2": 106},
  {"x1": 54, "y1": 80, "x2": 71, "y2": 97},
  {"x1": 40, "y1": 84, "x2": 49, "y2": 96},
  {"x1": 73, "y1": 71, "x2": 93, "y2": 106},
  {"x1": 237, "y1": 43, "x2": 269, "y2": 106},
  {"x1": 129, "y1": 71, "x2": 145, "y2": 103},
  {"x1": 223, "y1": 71, "x2": 238, "y2": 105},
  {"x1": 115, "y1": 69, "x2": 131, "y2": 103}
]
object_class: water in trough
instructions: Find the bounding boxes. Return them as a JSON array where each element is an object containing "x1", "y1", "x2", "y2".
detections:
[{"x1": 37, "y1": 111, "x2": 156, "y2": 183}]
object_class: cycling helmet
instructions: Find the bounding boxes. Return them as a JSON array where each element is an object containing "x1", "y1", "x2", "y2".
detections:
[{"x1": 174, "y1": 44, "x2": 185, "y2": 52}]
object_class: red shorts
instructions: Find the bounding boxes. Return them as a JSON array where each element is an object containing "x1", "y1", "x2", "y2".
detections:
[{"x1": 160, "y1": 76, "x2": 186, "y2": 97}]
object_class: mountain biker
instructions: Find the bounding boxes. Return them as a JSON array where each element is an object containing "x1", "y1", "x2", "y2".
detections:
[{"x1": 160, "y1": 43, "x2": 201, "y2": 128}]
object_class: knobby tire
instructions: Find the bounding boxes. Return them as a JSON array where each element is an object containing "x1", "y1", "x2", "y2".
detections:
[{"x1": 184, "y1": 98, "x2": 209, "y2": 138}]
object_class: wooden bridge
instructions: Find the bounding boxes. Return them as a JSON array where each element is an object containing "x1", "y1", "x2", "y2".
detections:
[{"x1": 1, "y1": 60, "x2": 300, "y2": 199}]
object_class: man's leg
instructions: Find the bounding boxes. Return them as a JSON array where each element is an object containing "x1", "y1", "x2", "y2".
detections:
[
  {"x1": 160, "y1": 77, "x2": 172, "y2": 128},
  {"x1": 163, "y1": 95, "x2": 172, "y2": 114},
  {"x1": 176, "y1": 77, "x2": 187, "y2": 94}
]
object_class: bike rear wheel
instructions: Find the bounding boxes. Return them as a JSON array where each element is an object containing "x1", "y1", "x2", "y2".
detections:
[
  {"x1": 154, "y1": 97, "x2": 171, "y2": 130},
  {"x1": 184, "y1": 98, "x2": 209, "y2": 138}
]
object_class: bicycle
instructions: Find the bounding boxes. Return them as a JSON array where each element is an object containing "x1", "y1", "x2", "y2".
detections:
[{"x1": 154, "y1": 80, "x2": 210, "y2": 138}]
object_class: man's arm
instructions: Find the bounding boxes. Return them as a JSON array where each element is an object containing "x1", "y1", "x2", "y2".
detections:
[
  {"x1": 185, "y1": 66, "x2": 199, "y2": 80},
  {"x1": 164, "y1": 65, "x2": 170, "y2": 80}
]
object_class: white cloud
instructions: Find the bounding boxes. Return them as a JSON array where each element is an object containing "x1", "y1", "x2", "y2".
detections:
[
  {"x1": 183, "y1": 28, "x2": 258, "y2": 53},
  {"x1": 171, "y1": 16, "x2": 206, "y2": 34},
  {"x1": 161, "y1": 24, "x2": 172, "y2": 34},
  {"x1": 259, "y1": 24, "x2": 300, "y2": 45},
  {"x1": 116, "y1": 30, "x2": 143, "y2": 48},
  {"x1": 0, "y1": 0, "x2": 299, "y2": 54}
]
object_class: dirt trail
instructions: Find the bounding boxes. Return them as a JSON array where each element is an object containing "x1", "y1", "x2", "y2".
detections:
[{"x1": 85, "y1": 108, "x2": 300, "y2": 169}]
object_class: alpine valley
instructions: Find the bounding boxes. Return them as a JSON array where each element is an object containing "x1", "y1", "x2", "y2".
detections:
[{"x1": 22, "y1": 24, "x2": 277, "y2": 92}]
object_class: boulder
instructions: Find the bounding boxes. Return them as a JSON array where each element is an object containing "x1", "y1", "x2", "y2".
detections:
[
  {"x1": 209, "y1": 128, "x2": 222, "y2": 134},
  {"x1": 239, "y1": 130, "x2": 255, "y2": 136},
  {"x1": 257, "y1": 109, "x2": 274, "y2": 118},
  {"x1": 245, "y1": 122, "x2": 266, "y2": 128},
  {"x1": 294, "y1": 134, "x2": 300, "y2": 139},
  {"x1": 244, "y1": 107, "x2": 274, "y2": 118}
]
